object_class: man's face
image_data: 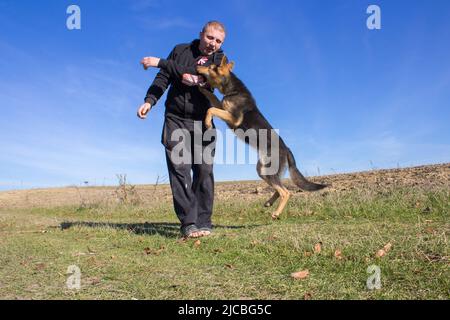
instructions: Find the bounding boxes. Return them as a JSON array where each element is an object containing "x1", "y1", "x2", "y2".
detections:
[{"x1": 199, "y1": 27, "x2": 225, "y2": 56}]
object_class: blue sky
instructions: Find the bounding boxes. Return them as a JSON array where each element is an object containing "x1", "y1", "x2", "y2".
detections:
[{"x1": 0, "y1": 0, "x2": 449, "y2": 190}]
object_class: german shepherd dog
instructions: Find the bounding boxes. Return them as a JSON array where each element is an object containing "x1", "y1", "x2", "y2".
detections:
[{"x1": 197, "y1": 57, "x2": 327, "y2": 219}]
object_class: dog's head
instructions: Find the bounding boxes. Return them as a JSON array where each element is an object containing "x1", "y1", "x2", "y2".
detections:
[{"x1": 197, "y1": 56, "x2": 234, "y2": 93}]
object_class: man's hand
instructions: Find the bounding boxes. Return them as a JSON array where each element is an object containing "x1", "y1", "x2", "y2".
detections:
[
  {"x1": 141, "y1": 57, "x2": 161, "y2": 70},
  {"x1": 182, "y1": 73, "x2": 206, "y2": 86},
  {"x1": 137, "y1": 102, "x2": 151, "y2": 119}
]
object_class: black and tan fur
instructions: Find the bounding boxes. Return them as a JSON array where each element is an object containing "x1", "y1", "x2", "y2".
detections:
[{"x1": 197, "y1": 57, "x2": 327, "y2": 219}]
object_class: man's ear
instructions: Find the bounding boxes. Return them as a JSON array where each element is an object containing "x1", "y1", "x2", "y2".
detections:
[
  {"x1": 227, "y1": 61, "x2": 234, "y2": 71},
  {"x1": 220, "y1": 56, "x2": 227, "y2": 66}
]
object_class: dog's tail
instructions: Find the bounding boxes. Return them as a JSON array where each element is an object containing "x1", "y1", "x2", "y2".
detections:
[{"x1": 287, "y1": 149, "x2": 327, "y2": 191}]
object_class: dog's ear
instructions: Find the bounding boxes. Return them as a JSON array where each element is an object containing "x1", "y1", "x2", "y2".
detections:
[
  {"x1": 220, "y1": 56, "x2": 227, "y2": 67},
  {"x1": 227, "y1": 61, "x2": 234, "y2": 71}
]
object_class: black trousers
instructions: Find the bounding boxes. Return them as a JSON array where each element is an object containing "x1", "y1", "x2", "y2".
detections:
[{"x1": 162, "y1": 115, "x2": 216, "y2": 229}]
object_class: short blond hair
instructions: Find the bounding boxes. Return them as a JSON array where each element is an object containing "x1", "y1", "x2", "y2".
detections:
[{"x1": 201, "y1": 21, "x2": 226, "y2": 34}]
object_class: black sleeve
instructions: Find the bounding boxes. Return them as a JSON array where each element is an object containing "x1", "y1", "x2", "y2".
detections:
[
  {"x1": 157, "y1": 59, "x2": 197, "y2": 79},
  {"x1": 143, "y1": 49, "x2": 176, "y2": 106}
]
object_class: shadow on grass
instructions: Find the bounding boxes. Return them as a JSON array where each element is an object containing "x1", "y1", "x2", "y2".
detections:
[{"x1": 60, "y1": 221, "x2": 265, "y2": 238}]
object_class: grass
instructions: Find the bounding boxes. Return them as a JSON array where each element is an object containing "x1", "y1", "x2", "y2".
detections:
[{"x1": 0, "y1": 184, "x2": 449, "y2": 300}]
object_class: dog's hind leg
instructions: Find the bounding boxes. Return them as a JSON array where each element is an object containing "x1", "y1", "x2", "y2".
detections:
[
  {"x1": 257, "y1": 161, "x2": 290, "y2": 219},
  {"x1": 270, "y1": 184, "x2": 290, "y2": 219},
  {"x1": 264, "y1": 192, "x2": 279, "y2": 207}
]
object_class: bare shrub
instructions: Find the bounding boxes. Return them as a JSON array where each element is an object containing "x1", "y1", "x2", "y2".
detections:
[{"x1": 114, "y1": 174, "x2": 142, "y2": 206}]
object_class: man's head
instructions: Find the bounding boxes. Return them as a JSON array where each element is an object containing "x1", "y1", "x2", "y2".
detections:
[{"x1": 198, "y1": 21, "x2": 226, "y2": 56}]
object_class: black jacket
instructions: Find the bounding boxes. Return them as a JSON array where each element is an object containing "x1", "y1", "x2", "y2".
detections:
[{"x1": 144, "y1": 39, "x2": 225, "y2": 121}]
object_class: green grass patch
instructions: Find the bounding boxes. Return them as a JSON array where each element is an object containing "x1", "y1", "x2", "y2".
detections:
[{"x1": 0, "y1": 186, "x2": 448, "y2": 299}]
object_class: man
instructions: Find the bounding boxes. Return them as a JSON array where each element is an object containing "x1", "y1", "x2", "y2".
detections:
[{"x1": 137, "y1": 21, "x2": 226, "y2": 238}]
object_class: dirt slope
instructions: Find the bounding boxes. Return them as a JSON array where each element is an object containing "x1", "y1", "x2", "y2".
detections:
[{"x1": 0, "y1": 163, "x2": 448, "y2": 209}]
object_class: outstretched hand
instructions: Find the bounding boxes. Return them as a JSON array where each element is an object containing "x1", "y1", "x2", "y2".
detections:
[{"x1": 141, "y1": 57, "x2": 161, "y2": 70}]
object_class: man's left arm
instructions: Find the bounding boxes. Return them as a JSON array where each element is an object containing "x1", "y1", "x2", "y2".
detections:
[{"x1": 141, "y1": 56, "x2": 200, "y2": 82}]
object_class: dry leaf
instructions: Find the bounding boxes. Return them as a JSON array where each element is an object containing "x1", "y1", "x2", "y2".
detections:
[
  {"x1": 376, "y1": 242, "x2": 392, "y2": 258},
  {"x1": 144, "y1": 246, "x2": 165, "y2": 255},
  {"x1": 87, "y1": 277, "x2": 100, "y2": 285},
  {"x1": 72, "y1": 252, "x2": 86, "y2": 257},
  {"x1": 194, "y1": 240, "x2": 201, "y2": 247},
  {"x1": 334, "y1": 249, "x2": 343, "y2": 260},
  {"x1": 304, "y1": 292, "x2": 313, "y2": 300},
  {"x1": 291, "y1": 269, "x2": 309, "y2": 280},
  {"x1": 156, "y1": 245, "x2": 166, "y2": 254},
  {"x1": 376, "y1": 249, "x2": 386, "y2": 258},
  {"x1": 314, "y1": 242, "x2": 322, "y2": 253},
  {"x1": 35, "y1": 263, "x2": 46, "y2": 270}
]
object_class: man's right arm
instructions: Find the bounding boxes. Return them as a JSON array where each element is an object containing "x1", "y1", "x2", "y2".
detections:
[{"x1": 143, "y1": 48, "x2": 176, "y2": 107}]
